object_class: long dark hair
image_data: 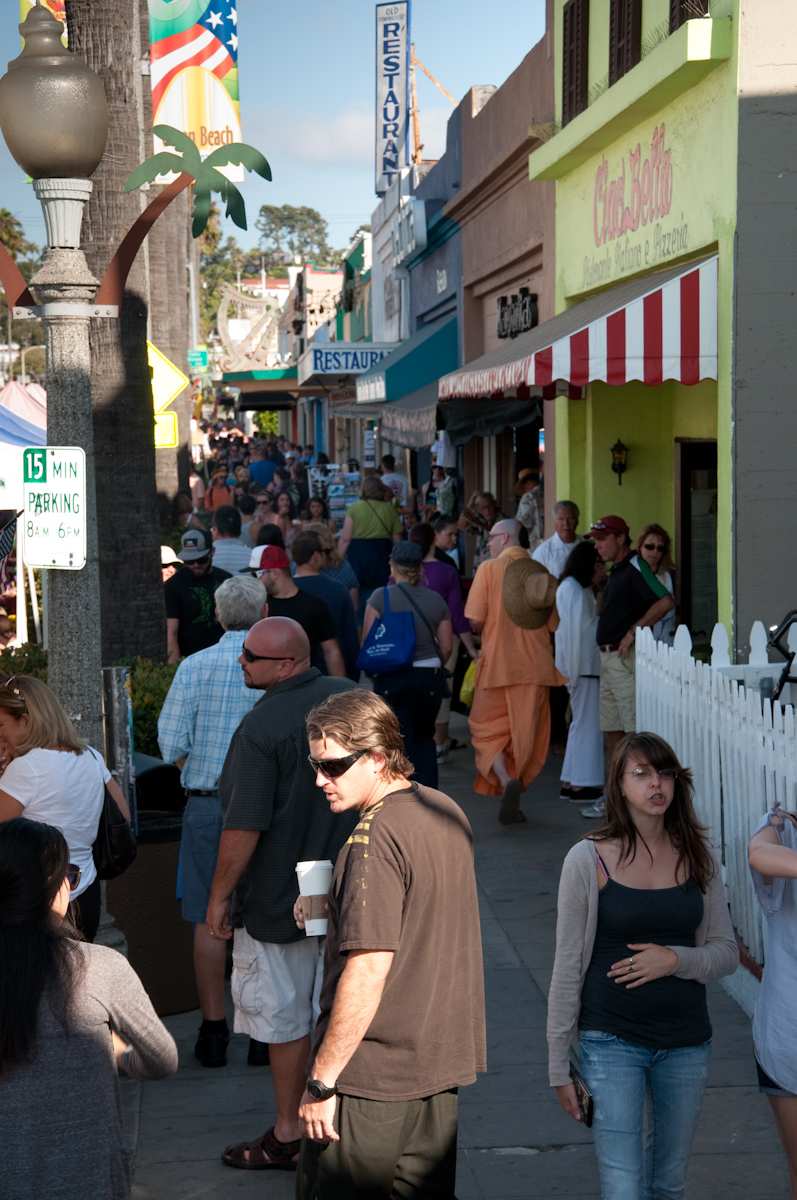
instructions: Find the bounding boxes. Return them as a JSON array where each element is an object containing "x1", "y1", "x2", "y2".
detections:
[
  {"x1": 560, "y1": 540, "x2": 599, "y2": 588},
  {"x1": 0, "y1": 819, "x2": 83, "y2": 1075},
  {"x1": 409, "y1": 522, "x2": 435, "y2": 557},
  {"x1": 592, "y1": 732, "x2": 714, "y2": 891}
]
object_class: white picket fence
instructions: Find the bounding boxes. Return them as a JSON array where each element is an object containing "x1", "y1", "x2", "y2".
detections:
[{"x1": 636, "y1": 622, "x2": 797, "y2": 1007}]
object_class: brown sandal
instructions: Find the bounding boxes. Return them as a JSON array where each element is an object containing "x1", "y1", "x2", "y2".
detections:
[{"x1": 222, "y1": 1126, "x2": 301, "y2": 1170}]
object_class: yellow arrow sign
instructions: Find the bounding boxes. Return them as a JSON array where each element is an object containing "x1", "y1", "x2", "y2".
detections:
[{"x1": 147, "y1": 340, "x2": 189, "y2": 450}]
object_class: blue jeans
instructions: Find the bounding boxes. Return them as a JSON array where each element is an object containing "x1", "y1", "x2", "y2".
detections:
[{"x1": 578, "y1": 1030, "x2": 711, "y2": 1200}]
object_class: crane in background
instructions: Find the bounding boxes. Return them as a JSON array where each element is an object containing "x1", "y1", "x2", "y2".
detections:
[{"x1": 409, "y1": 45, "x2": 456, "y2": 165}]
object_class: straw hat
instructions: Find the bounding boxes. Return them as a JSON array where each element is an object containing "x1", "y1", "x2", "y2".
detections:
[{"x1": 502, "y1": 557, "x2": 558, "y2": 630}]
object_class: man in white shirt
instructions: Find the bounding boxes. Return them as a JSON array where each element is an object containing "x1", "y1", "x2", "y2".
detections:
[
  {"x1": 532, "y1": 500, "x2": 582, "y2": 579},
  {"x1": 211, "y1": 505, "x2": 252, "y2": 575},
  {"x1": 380, "y1": 452, "x2": 411, "y2": 513}
]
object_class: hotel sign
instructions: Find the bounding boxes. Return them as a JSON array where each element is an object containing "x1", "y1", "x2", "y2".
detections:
[{"x1": 392, "y1": 198, "x2": 427, "y2": 267}]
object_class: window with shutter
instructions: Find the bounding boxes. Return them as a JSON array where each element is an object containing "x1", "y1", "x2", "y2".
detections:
[
  {"x1": 670, "y1": 0, "x2": 709, "y2": 34},
  {"x1": 609, "y1": 0, "x2": 642, "y2": 85},
  {"x1": 562, "y1": 0, "x2": 589, "y2": 126}
]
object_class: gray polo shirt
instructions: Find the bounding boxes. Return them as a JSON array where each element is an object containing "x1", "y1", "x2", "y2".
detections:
[{"x1": 220, "y1": 669, "x2": 358, "y2": 944}]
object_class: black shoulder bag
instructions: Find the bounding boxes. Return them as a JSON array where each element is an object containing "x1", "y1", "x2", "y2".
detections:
[
  {"x1": 90, "y1": 750, "x2": 137, "y2": 881},
  {"x1": 396, "y1": 583, "x2": 451, "y2": 701}
]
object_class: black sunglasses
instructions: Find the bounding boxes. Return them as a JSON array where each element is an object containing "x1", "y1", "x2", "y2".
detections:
[
  {"x1": 242, "y1": 646, "x2": 295, "y2": 664},
  {"x1": 66, "y1": 864, "x2": 81, "y2": 892},
  {"x1": 308, "y1": 750, "x2": 367, "y2": 780},
  {"x1": 643, "y1": 543, "x2": 667, "y2": 552}
]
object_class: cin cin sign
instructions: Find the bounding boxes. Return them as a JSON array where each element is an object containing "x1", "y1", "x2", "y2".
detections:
[
  {"x1": 497, "y1": 289, "x2": 538, "y2": 339},
  {"x1": 593, "y1": 124, "x2": 673, "y2": 248}
]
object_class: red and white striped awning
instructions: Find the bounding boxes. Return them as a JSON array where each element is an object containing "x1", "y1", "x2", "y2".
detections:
[{"x1": 439, "y1": 256, "x2": 718, "y2": 400}]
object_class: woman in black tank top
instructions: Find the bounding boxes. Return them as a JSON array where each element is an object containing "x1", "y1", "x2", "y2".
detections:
[{"x1": 555, "y1": 732, "x2": 723, "y2": 1200}]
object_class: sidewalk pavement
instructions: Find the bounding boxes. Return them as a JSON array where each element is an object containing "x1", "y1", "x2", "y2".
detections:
[{"x1": 129, "y1": 715, "x2": 789, "y2": 1199}]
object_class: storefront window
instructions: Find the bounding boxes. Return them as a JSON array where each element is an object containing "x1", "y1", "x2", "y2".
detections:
[
  {"x1": 562, "y1": 0, "x2": 589, "y2": 126},
  {"x1": 669, "y1": 0, "x2": 709, "y2": 34},
  {"x1": 609, "y1": 0, "x2": 641, "y2": 85}
]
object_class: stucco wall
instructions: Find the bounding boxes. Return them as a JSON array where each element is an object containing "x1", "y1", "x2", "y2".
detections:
[
  {"x1": 549, "y1": 1, "x2": 739, "y2": 627},
  {"x1": 733, "y1": 0, "x2": 797, "y2": 645}
]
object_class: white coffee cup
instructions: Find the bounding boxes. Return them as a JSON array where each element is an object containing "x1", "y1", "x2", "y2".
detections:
[{"x1": 296, "y1": 859, "x2": 333, "y2": 936}]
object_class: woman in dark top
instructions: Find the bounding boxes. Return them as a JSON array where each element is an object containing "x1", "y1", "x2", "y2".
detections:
[{"x1": 549, "y1": 732, "x2": 738, "y2": 1200}]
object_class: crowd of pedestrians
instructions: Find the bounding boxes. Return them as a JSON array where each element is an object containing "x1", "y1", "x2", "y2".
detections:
[{"x1": 2, "y1": 435, "x2": 795, "y2": 1199}]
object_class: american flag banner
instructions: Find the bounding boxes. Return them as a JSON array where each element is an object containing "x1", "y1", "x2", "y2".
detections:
[
  {"x1": 0, "y1": 512, "x2": 21, "y2": 594},
  {"x1": 149, "y1": 0, "x2": 243, "y2": 182}
]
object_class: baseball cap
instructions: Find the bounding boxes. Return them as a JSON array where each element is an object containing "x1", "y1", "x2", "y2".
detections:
[
  {"x1": 178, "y1": 528, "x2": 212, "y2": 561},
  {"x1": 588, "y1": 515, "x2": 630, "y2": 539},
  {"x1": 390, "y1": 541, "x2": 423, "y2": 567},
  {"x1": 160, "y1": 545, "x2": 179, "y2": 566},
  {"x1": 249, "y1": 545, "x2": 290, "y2": 571}
]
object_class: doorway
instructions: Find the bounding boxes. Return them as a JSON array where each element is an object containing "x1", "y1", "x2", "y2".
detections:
[{"x1": 676, "y1": 439, "x2": 718, "y2": 647}]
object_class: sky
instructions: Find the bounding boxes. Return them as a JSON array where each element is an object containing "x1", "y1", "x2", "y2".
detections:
[{"x1": 0, "y1": 0, "x2": 547, "y2": 254}]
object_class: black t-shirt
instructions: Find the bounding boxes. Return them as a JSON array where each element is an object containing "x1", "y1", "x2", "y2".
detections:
[
  {"x1": 313, "y1": 783, "x2": 487, "y2": 1101},
  {"x1": 596, "y1": 556, "x2": 665, "y2": 647},
  {"x1": 267, "y1": 590, "x2": 337, "y2": 673},
  {"x1": 164, "y1": 565, "x2": 231, "y2": 657},
  {"x1": 220, "y1": 670, "x2": 358, "y2": 942}
]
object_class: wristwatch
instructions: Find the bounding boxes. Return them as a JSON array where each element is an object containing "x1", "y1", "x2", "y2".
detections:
[{"x1": 307, "y1": 1078, "x2": 337, "y2": 1101}]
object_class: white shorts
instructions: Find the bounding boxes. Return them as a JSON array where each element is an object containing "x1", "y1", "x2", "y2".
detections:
[{"x1": 231, "y1": 927, "x2": 324, "y2": 1044}]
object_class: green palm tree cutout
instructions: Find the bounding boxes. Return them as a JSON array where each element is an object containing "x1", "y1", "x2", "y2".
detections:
[{"x1": 124, "y1": 125, "x2": 272, "y2": 239}]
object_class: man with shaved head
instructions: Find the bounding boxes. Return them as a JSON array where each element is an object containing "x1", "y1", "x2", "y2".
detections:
[
  {"x1": 465, "y1": 518, "x2": 562, "y2": 825},
  {"x1": 207, "y1": 616, "x2": 356, "y2": 1172}
]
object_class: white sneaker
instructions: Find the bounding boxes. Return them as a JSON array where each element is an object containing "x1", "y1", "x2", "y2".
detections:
[{"x1": 580, "y1": 799, "x2": 606, "y2": 819}]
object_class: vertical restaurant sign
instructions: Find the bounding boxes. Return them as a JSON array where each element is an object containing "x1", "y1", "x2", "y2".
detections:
[
  {"x1": 148, "y1": 0, "x2": 243, "y2": 182},
  {"x1": 375, "y1": 2, "x2": 410, "y2": 196}
]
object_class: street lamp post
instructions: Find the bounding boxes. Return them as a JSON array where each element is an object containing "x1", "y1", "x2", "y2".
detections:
[{"x1": 0, "y1": 3, "x2": 111, "y2": 750}]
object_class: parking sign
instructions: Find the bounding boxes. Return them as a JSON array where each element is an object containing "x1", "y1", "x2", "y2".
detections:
[{"x1": 22, "y1": 446, "x2": 87, "y2": 570}]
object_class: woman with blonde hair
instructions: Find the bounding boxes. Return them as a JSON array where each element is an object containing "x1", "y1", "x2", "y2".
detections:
[{"x1": 0, "y1": 676, "x2": 129, "y2": 942}]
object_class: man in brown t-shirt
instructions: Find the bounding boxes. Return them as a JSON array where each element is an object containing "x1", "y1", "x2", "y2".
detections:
[{"x1": 295, "y1": 690, "x2": 486, "y2": 1198}]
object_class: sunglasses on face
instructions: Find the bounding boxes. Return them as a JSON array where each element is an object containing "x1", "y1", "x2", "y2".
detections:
[
  {"x1": 66, "y1": 864, "x2": 81, "y2": 892},
  {"x1": 241, "y1": 646, "x2": 295, "y2": 664},
  {"x1": 308, "y1": 749, "x2": 367, "y2": 780},
  {"x1": 643, "y1": 543, "x2": 666, "y2": 553}
]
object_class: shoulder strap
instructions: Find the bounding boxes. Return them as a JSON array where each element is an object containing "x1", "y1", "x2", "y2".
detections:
[
  {"x1": 365, "y1": 500, "x2": 393, "y2": 538},
  {"x1": 382, "y1": 585, "x2": 391, "y2": 614},
  {"x1": 397, "y1": 583, "x2": 442, "y2": 657},
  {"x1": 591, "y1": 842, "x2": 611, "y2": 882}
]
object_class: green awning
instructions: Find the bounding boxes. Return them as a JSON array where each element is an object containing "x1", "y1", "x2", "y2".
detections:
[{"x1": 356, "y1": 317, "x2": 458, "y2": 404}]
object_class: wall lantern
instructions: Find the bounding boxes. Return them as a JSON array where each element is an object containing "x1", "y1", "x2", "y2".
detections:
[{"x1": 611, "y1": 438, "x2": 628, "y2": 486}]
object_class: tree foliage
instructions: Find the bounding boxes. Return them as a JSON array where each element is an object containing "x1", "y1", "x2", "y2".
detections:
[
  {"x1": 255, "y1": 204, "x2": 339, "y2": 272},
  {"x1": 0, "y1": 209, "x2": 43, "y2": 355}
]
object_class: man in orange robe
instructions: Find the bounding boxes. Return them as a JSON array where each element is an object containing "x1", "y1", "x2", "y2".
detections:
[{"x1": 465, "y1": 519, "x2": 562, "y2": 825}]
